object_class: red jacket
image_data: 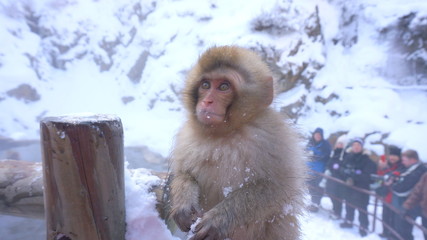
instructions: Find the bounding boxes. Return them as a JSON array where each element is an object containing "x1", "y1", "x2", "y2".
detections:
[{"x1": 377, "y1": 157, "x2": 400, "y2": 203}]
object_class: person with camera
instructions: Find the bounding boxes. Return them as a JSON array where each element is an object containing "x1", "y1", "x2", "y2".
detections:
[
  {"x1": 387, "y1": 150, "x2": 427, "y2": 240},
  {"x1": 307, "y1": 127, "x2": 332, "y2": 212},
  {"x1": 339, "y1": 138, "x2": 377, "y2": 237},
  {"x1": 375, "y1": 146, "x2": 402, "y2": 238},
  {"x1": 325, "y1": 134, "x2": 348, "y2": 219},
  {"x1": 402, "y1": 172, "x2": 427, "y2": 240}
]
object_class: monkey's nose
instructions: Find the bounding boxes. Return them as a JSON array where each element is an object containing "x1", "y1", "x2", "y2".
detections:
[{"x1": 202, "y1": 100, "x2": 213, "y2": 106}]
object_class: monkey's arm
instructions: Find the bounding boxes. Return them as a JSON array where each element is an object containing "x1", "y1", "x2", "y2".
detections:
[
  {"x1": 170, "y1": 172, "x2": 202, "y2": 232},
  {"x1": 192, "y1": 179, "x2": 282, "y2": 239}
]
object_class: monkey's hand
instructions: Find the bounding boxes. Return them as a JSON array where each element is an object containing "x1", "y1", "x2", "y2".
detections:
[
  {"x1": 190, "y1": 209, "x2": 228, "y2": 240},
  {"x1": 173, "y1": 205, "x2": 203, "y2": 232}
]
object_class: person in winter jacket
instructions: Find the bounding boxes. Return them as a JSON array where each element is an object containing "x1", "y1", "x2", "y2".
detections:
[
  {"x1": 307, "y1": 127, "x2": 332, "y2": 212},
  {"x1": 376, "y1": 146, "x2": 402, "y2": 238},
  {"x1": 388, "y1": 150, "x2": 427, "y2": 240},
  {"x1": 325, "y1": 134, "x2": 348, "y2": 219},
  {"x1": 339, "y1": 138, "x2": 377, "y2": 237},
  {"x1": 403, "y1": 172, "x2": 427, "y2": 240}
]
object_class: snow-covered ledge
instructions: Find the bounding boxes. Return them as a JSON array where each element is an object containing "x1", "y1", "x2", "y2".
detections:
[{"x1": 0, "y1": 159, "x2": 177, "y2": 239}]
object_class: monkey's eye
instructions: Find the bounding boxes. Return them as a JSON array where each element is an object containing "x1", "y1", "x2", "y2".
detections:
[
  {"x1": 201, "y1": 81, "x2": 210, "y2": 89},
  {"x1": 218, "y1": 82, "x2": 230, "y2": 91}
]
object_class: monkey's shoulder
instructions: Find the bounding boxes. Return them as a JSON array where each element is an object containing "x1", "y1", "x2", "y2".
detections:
[
  {"x1": 171, "y1": 108, "x2": 302, "y2": 168},
  {"x1": 248, "y1": 109, "x2": 297, "y2": 143}
]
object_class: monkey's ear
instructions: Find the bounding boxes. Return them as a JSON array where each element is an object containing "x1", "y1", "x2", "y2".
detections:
[{"x1": 263, "y1": 76, "x2": 274, "y2": 106}]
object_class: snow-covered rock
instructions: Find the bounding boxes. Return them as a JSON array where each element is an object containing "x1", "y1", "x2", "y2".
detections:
[{"x1": 0, "y1": 0, "x2": 427, "y2": 161}]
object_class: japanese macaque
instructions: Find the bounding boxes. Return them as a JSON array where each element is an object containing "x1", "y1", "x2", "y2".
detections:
[{"x1": 169, "y1": 46, "x2": 306, "y2": 240}]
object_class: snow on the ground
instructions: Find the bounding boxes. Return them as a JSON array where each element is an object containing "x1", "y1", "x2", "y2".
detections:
[
  {"x1": 302, "y1": 197, "x2": 381, "y2": 240},
  {"x1": 302, "y1": 213, "x2": 382, "y2": 240},
  {"x1": 302, "y1": 196, "x2": 424, "y2": 240}
]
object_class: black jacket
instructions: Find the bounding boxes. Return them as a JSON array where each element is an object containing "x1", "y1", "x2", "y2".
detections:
[
  {"x1": 392, "y1": 162, "x2": 427, "y2": 198},
  {"x1": 341, "y1": 151, "x2": 377, "y2": 190},
  {"x1": 325, "y1": 148, "x2": 347, "y2": 197},
  {"x1": 327, "y1": 148, "x2": 346, "y2": 180}
]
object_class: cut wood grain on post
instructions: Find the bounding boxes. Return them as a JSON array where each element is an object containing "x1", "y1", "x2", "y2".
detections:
[{"x1": 40, "y1": 114, "x2": 125, "y2": 240}]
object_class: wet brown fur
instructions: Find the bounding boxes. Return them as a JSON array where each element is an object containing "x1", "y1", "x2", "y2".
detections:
[{"x1": 170, "y1": 46, "x2": 306, "y2": 240}]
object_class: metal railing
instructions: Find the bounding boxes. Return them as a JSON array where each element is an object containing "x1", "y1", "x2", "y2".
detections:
[{"x1": 309, "y1": 171, "x2": 427, "y2": 240}]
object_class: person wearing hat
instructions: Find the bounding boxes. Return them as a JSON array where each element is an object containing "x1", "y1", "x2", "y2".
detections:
[
  {"x1": 307, "y1": 127, "x2": 332, "y2": 212},
  {"x1": 375, "y1": 145, "x2": 403, "y2": 238},
  {"x1": 388, "y1": 150, "x2": 427, "y2": 240},
  {"x1": 339, "y1": 137, "x2": 377, "y2": 237},
  {"x1": 325, "y1": 134, "x2": 348, "y2": 219}
]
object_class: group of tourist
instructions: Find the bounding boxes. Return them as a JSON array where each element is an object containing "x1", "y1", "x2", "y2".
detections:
[{"x1": 307, "y1": 127, "x2": 427, "y2": 240}]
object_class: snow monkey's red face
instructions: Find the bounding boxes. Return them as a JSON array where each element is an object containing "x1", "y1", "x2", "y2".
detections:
[{"x1": 195, "y1": 68, "x2": 241, "y2": 126}]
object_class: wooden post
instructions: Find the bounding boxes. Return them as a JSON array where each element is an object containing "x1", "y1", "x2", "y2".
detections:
[{"x1": 40, "y1": 114, "x2": 125, "y2": 240}]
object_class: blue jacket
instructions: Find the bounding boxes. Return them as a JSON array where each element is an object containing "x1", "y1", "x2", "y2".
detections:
[{"x1": 307, "y1": 139, "x2": 332, "y2": 173}]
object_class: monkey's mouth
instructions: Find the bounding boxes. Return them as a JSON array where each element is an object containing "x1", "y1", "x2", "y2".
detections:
[
  {"x1": 196, "y1": 110, "x2": 226, "y2": 124},
  {"x1": 197, "y1": 110, "x2": 224, "y2": 117}
]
